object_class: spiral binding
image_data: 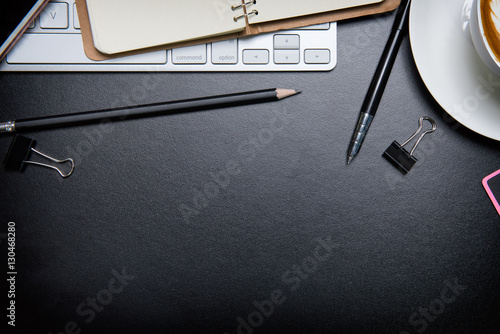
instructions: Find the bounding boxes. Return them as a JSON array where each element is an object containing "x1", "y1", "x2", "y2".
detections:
[
  {"x1": 233, "y1": 9, "x2": 258, "y2": 22},
  {"x1": 231, "y1": 0, "x2": 256, "y2": 11},
  {"x1": 232, "y1": 1, "x2": 258, "y2": 22}
]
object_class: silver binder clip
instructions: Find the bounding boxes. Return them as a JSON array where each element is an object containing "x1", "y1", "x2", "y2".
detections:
[
  {"x1": 3, "y1": 135, "x2": 75, "y2": 178},
  {"x1": 382, "y1": 116, "x2": 437, "y2": 174}
]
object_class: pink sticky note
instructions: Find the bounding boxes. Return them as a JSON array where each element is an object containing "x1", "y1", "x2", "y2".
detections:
[{"x1": 483, "y1": 169, "x2": 500, "y2": 216}]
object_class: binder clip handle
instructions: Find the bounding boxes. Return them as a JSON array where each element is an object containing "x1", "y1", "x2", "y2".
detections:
[
  {"x1": 24, "y1": 148, "x2": 75, "y2": 178},
  {"x1": 399, "y1": 116, "x2": 437, "y2": 156}
]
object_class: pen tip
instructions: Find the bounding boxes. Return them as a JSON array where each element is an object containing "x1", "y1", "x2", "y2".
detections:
[{"x1": 347, "y1": 156, "x2": 354, "y2": 165}]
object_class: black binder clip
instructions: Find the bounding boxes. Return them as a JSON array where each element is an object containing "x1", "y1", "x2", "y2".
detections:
[
  {"x1": 3, "y1": 135, "x2": 75, "y2": 178},
  {"x1": 382, "y1": 116, "x2": 437, "y2": 174}
]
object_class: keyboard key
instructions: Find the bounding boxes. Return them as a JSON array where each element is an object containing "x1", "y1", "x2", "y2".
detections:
[
  {"x1": 274, "y1": 50, "x2": 299, "y2": 64},
  {"x1": 40, "y1": 2, "x2": 69, "y2": 29},
  {"x1": 304, "y1": 49, "x2": 330, "y2": 64},
  {"x1": 211, "y1": 39, "x2": 238, "y2": 64},
  {"x1": 274, "y1": 35, "x2": 300, "y2": 49},
  {"x1": 297, "y1": 23, "x2": 330, "y2": 30},
  {"x1": 243, "y1": 49, "x2": 269, "y2": 64},
  {"x1": 6, "y1": 34, "x2": 167, "y2": 64},
  {"x1": 73, "y1": 3, "x2": 80, "y2": 29},
  {"x1": 172, "y1": 45, "x2": 207, "y2": 64}
]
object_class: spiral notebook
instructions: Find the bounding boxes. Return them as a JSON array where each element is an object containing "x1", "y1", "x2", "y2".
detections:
[{"x1": 77, "y1": 0, "x2": 400, "y2": 60}]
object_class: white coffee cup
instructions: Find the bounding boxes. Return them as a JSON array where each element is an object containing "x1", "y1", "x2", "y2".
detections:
[{"x1": 470, "y1": 0, "x2": 500, "y2": 77}]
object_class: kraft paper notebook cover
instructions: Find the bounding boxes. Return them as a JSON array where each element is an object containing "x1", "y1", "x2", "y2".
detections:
[{"x1": 76, "y1": 0, "x2": 401, "y2": 61}]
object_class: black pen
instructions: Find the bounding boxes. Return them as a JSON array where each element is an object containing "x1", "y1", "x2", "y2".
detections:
[{"x1": 347, "y1": 0, "x2": 412, "y2": 164}]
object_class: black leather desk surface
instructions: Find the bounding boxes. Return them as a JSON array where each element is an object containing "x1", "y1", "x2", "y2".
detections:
[{"x1": 1, "y1": 11, "x2": 500, "y2": 334}]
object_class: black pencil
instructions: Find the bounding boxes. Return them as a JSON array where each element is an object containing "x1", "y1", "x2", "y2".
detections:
[{"x1": 0, "y1": 88, "x2": 300, "y2": 133}]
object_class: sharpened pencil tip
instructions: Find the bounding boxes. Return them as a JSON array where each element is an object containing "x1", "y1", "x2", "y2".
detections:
[{"x1": 276, "y1": 88, "x2": 302, "y2": 100}]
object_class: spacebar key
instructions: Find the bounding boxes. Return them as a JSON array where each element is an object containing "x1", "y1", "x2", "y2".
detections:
[{"x1": 7, "y1": 34, "x2": 167, "y2": 64}]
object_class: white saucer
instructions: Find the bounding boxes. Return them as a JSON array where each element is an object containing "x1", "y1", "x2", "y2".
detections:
[{"x1": 409, "y1": 0, "x2": 500, "y2": 141}]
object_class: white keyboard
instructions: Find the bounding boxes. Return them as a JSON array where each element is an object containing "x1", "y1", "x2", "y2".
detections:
[{"x1": 0, "y1": 1, "x2": 337, "y2": 72}]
